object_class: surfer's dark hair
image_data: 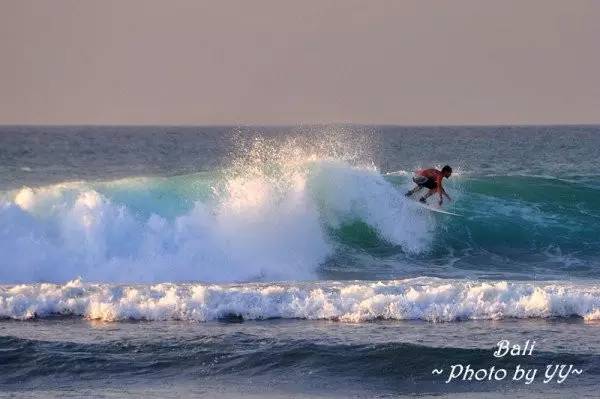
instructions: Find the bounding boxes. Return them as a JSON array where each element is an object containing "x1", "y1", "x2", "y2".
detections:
[{"x1": 442, "y1": 165, "x2": 452, "y2": 174}]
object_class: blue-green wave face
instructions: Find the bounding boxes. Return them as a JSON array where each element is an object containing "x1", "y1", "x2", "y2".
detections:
[
  {"x1": 442, "y1": 176, "x2": 600, "y2": 255},
  {"x1": 2, "y1": 153, "x2": 599, "y2": 283},
  {"x1": 388, "y1": 174, "x2": 600, "y2": 279}
]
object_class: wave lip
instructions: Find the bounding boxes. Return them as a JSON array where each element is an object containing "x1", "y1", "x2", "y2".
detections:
[{"x1": 2, "y1": 278, "x2": 600, "y2": 322}]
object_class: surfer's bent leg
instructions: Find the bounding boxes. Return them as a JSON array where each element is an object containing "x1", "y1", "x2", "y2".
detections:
[
  {"x1": 407, "y1": 176, "x2": 428, "y2": 197},
  {"x1": 420, "y1": 187, "x2": 438, "y2": 203},
  {"x1": 405, "y1": 185, "x2": 422, "y2": 196},
  {"x1": 417, "y1": 178, "x2": 437, "y2": 203},
  {"x1": 424, "y1": 189, "x2": 435, "y2": 199}
]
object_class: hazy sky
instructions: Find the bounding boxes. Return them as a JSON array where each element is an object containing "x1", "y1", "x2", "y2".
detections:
[{"x1": 1, "y1": 0, "x2": 599, "y2": 125}]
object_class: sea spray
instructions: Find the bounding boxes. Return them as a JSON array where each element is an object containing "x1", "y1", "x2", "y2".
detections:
[{"x1": 0, "y1": 135, "x2": 430, "y2": 283}]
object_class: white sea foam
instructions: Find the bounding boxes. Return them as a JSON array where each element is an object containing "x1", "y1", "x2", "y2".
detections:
[
  {"x1": 1, "y1": 278, "x2": 599, "y2": 322},
  {"x1": 0, "y1": 156, "x2": 431, "y2": 283}
]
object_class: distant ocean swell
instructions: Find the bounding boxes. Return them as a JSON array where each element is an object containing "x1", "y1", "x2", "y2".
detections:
[{"x1": 2, "y1": 278, "x2": 600, "y2": 322}]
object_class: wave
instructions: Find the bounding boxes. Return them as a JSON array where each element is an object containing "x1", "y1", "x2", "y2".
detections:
[
  {"x1": 2, "y1": 277, "x2": 600, "y2": 322},
  {"x1": 1, "y1": 135, "x2": 599, "y2": 284},
  {"x1": 0, "y1": 154, "x2": 432, "y2": 283}
]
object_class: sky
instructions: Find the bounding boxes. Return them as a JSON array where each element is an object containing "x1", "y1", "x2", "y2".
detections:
[{"x1": 1, "y1": 0, "x2": 599, "y2": 125}]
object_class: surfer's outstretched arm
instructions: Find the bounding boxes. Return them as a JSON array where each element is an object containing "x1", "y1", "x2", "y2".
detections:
[{"x1": 441, "y1": 187, "x2": 451, "y2": 201}]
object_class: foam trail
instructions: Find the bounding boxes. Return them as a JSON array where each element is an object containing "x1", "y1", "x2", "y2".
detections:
[{"x1": 2, "y1": 278, "x2": 600, "y2": 322}]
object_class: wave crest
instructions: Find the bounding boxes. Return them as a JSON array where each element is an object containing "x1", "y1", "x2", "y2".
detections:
[{"x1": 2, "y1": 278, "x2": 600, "y2": 322}]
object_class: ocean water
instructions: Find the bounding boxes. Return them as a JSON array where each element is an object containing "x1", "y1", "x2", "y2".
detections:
[{"x1": 1, "y1": 125, "x2": 600, "y2": 397}]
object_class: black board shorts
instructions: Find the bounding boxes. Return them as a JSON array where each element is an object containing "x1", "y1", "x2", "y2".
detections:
[{"x1": 413, "y1": 175, "x2": 437, "y2": 190}]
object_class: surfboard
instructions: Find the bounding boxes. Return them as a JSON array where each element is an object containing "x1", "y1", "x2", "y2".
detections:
[{"x1": 417, "y1": 202, "x2": 462, "y2": 216}]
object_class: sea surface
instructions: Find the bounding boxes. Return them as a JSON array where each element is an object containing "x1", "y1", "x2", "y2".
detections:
[{"x1": 1, "y1": 125, "x2": 600, "y2": 397}]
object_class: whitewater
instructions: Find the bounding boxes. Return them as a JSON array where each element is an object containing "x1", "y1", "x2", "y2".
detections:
[
  {"x1": 4, "y1": 278, "x2": 600, "y2": 322},
  {"x1": 0, "y1": 158, "x2": 432, "y2": 284}
]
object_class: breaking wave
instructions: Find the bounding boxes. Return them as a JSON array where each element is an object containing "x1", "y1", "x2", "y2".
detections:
[
  {"x1": 0, "y1": 141, "x2": 432, "y2": 283},
  {"x1": 2, "y1": 278, "x2": 600, "y2": 322}
]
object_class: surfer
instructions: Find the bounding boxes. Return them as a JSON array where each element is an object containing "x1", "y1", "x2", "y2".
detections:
[{"x1": 405, "y1": 165, "x2": 452, "y2": 205}]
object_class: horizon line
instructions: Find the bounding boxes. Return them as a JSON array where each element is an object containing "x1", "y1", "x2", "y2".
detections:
[{"x1": 1, "y1": 122, "x2": 600, "y2": 128}]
